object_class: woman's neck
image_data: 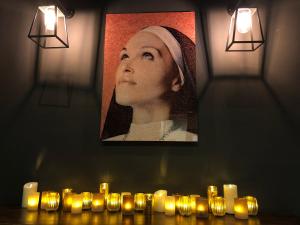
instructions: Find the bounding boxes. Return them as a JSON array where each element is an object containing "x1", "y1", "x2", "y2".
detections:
[{"x1": 132, "y1": 100, "x2": 171, "y2": 124}]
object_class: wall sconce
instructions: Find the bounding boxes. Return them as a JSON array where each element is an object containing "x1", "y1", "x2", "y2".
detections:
[
  {"x1": 226, "y1": 1, "x2": 264, "y2": 51},
  {"x1": 28, "y1": 1, "x2": 74, "y2": 48}
]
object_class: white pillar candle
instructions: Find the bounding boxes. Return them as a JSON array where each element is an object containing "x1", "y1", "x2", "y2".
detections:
[
  {"x1": 22, "y1": 182, "x2": 38, "y2": 208},
  {"x1": 153, "y1": 190, "x2": 167, "y2": 212},
  {"x1": 223, "y1": 184, "x2": 238, "y2": 214},
  {"x1": 27, "y1": 192, "x2": 40, "y2": 211}
]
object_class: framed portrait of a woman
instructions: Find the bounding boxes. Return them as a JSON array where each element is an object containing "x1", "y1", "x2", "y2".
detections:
[{"x1": 100, "y1": 11, "x2": 198, "y2": 142}]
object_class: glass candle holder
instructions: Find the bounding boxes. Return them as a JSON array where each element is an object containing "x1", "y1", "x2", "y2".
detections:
[
  {"x1": 164, "y1": 196, "x2": 175, "y2": 216},
  {"x1": 71, "y1": 194, "x2": 83, "y2": 214},
  {"x1": 122, "y1": 195, "x2": 134, "y2": 215},
  {"x1": 144, "y1": 193, "x2": 153, "y2": 215},
  {"x1": 178, "y1": 196, "x2": 192, "y2": 216},
  {"x1": 91, "y1": 193, "x2": 105, "y2": 212},
  {"x1": 27, "y1": 192, "x2": 40, "y2": 211},
  {"x1": 63, "y1": 192, "x2": 73, "y2": 212},
  {"x1": 234, "y1": 198, "x2": 248, "y2": 219},
  {"x1": 195, "y1": 198, "x2": 209, "y2": 218},
  {"x1": 245, "y1": 196, "x2": 258, "y2": 216},
  {"x1": 121, "y1": 192, "x2": 131, "y2": 206},
  {"x1": 107, "y1": 193, "x2": 121, "y2": 212},
  {"x1": 62, "y1": 188, "x2": 72, "y2": 200},
  {"x1": 45, "y1": 192, "x2": 60, "y2": 211},
  {"x1": 82, "y1": 192, "x2": 92, "y2": 210},
  {"x1": 172, "y1": 194, "x2": 181, "y2": 214},
  {"x1": 99, "y1": 183, "x2": 109, "y2": 201},
  {"x1": 41, "y1": 191, "x2": 50, "y2": 210},
  {"x1": 153, "y1": 190, "x2": 167, "y2": 212},
  {"x1": 190, "y1": 194, "x2": 200, "y2": 213},
  {"x1": 207, "y1": 186, "x2": 218, "y2": 212},
  {"x1": 134, "y1": 193, "x2": 146, "y2": 211},
  {"x1": 223, "y1": 184, "x2": 238, "y2": 214},
  {"x1": 211, "y1": 197, "x2": 226, "y2": 216}
]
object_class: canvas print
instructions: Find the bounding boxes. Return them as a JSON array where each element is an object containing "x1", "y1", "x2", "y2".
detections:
[{"x1": 100, "y1": 11, "x2": 198, "y2": 142}]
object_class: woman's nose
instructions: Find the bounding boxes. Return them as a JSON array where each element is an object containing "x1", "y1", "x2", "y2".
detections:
[{"x1": 122, "y1": 60, "x2": 134, "y2": 74}]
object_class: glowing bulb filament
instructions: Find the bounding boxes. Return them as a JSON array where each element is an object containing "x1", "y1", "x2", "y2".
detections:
[
  {"x1": 236, "y1": 8, "x2": 252, "y2": 34},
  {"x1": 44, "y1": 7, "x2": 56, "y2": 31}
]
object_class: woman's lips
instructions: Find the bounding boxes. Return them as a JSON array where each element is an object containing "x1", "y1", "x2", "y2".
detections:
[{"x1": 118, "y1": 80, "x2": 137, "y2": 85}]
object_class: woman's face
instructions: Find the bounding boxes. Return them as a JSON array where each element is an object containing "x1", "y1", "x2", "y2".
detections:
[{"x1": 115, "y1": 31, "x2": 178, "y2": 107}]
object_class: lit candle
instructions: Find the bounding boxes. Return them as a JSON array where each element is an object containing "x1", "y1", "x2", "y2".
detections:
[
  {"x1": 234, "y1": 198, "x2": 248, "y2": 219},
  {"x1": 41, "y1": 191, "x2": 50, "y2": 210},
  {"x1": 144, "y1": 193, "x2": 153, "y2": 215},
  {"x1": 107, "y1": 193, "x2": 121, "y2": 212},
  {"x1": 190, "y1": 194, "x2": 200, "y2": 213},
  {"x1": 223, "y1": 184, "x2": 238, "y2": 214},
  {"x1": 99, "y1": 183, "x2": 109, "y2": 201},
  {"x1": 207, "y1": 186, "x2": 218, "y2": 212},
  {"x1": 62, "y1": 188, "x2": 72, "y2": 200},
  {"x1": 63, "y1": 192, "x2": 73, "y2": 212},
  {"x1": 82, "y1": 192, "x2": 92, "y2": 210},
  {"x1": 121, "y1": 192, "x2": 131, "y2": 206},
  {"x1": 122, "y1": 195, "x2": 134, "y2": 215},
  {"x1": 22, "y1": 182, "x2": 38, "y2": 208},
  {"x1": 134, "y1": 193, "x2": 146, "y2": 211},
  {"x1": 71, "y1": 194, "x2": 83, "y2": 214},
  {"x1": 195, "y1": 198, "x2": 209, "y2": 218},
  {"x1": 172, "y1": 194, "x2": 181, "y2": 214},
  {"x1": 164, "y1": 196, "x2": 175, "y2": 216},
  {"x1": 27, "y1": 192, "x2": 40, "y2": 211},
  {"x1": 153, "y1": 190, "x2": 167, "y2": 212},
  {"x1": 45, "y1": 192, "x2": 60, "y2": 211},
  {"x1": 211, "y1": 197, "x2": 226, "y2": 216},
  {"x1": 178, "y1": 196, "x2": 192, "y2": 216},
  {"x1": 91, "y1": 193, "x2": 105, "y2": 212},
  {"x1": 245, "y1": 196, "x2": 258, "y2": 216}
]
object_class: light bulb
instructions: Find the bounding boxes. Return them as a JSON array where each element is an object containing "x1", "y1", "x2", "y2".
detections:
[
  {"x1": 236, "y1": 8, "x2": 252, "y2": 34},
  {"x1": 44, "y1": 7, "x2": 56, "y2": 31}
]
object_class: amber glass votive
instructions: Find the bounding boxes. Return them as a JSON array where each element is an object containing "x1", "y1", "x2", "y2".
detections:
[
  {"x1": 245, "y1": 196, "x2": 258, "y2": 216},
  {"x1": 211, "y1": 197, "x2": 226, "y2": 216},
  {"x1": 121, "y1": 192, "x2": 131, "y2": 206},
  {"x1": 62, "y1": 188, "x2": 72, "y2": 200},
  {"x1": 190, "y1": 194, "x2": 200, "y2": 213},
  {"x1": 41, "y1": 191, "x2": 50, "y2": 210},
  {"x1": 63, "y1": 192, "x2": 73, "y2": 212},
  {"x1": 207, "y1": 186, "x2": 218, "y2": 212},
  {"x1": 164, "y1": 196, "x2": 175, "y2": 216},
  {"x1": 81, "y1": 192, "x2": 92, "y2": 209},
  {"x1": 107, "y1": 193, "x2": 121, "y2": 212},
  {"x1": 71, "y1": 194, "x2": 83, "y2": 214},
  {"x1": 134, "y1": 193, "x2": 146, "y2": 211},
  {"x1": 234, "y1": 198, "x2": 248, "y2": 219},
  {"x1": 195, "y1": 198, "x2": 209, "y2": 218},
  {"x1": 91, "y1": 193, "x2": 105, "y2": 212},
  {"x1": 27, "y1": 192, "x2": 40, "y2": 211},
  {"x1": 45, "y1": 192, "x2": 60, "y2": 211},
  {"x1": 122, "y1": 195, "x2": 134, "y2": 215},
  {"x1": 178, "y1": 196, "x2": 192, "y2": 216}
]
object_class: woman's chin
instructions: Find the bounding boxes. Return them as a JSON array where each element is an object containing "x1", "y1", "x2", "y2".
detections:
[{"x1": 115, "y1": 96, "x2": 133, "y2": 106}]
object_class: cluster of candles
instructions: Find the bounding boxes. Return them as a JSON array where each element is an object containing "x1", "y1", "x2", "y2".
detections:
[{"x1": 22, "y1": 182, "x2": 258, "y2": 220}]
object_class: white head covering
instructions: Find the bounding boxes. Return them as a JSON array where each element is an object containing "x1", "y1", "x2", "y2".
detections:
[{"x1": 141, "y1": 26, "x2": 185, "y2": 86}]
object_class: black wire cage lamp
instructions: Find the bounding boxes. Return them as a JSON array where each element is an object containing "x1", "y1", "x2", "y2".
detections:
[
  {"x1": 28, "y1": 1, "x2": 74, "y2": 48},
  {"x1": 226, "y1": 0, "x2": 264, "y2": 51}
]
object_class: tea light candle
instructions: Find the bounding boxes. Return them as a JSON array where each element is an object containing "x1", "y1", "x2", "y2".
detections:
[
  {"x1": 211, "y1": 197, "x2": 226, "y2": 216},
  {"x1": 173, "y1": 194, "x2": 181, "y2": 213},
  {"x1": 41, "y1": 191, "x2": 50, "y2": 210},
  {"x1": 164, "y1": 196, "x2": 175, "y2": 216},
  {"x1": 27, "y1": 192, "x2": 40, "y2": 211},
  {"x1": 99, "y1": 183, "x2": 109, "y2": 200},
  {"x1": 122, "y1": 195, "x2": 134, "y2": 215},
  {"x1": 82, "y1": 192, "x2": 92, "y2": 209},
  {"x1": 153, "y1": 190, "x2": 167, "y2": 212},
  {"x1": 195, "y1": 198, "x2": 209, "y2": 218},
  {"x1": 223, "y1": 184, "x2": 238, "y2": 214},
  {"x1": 144, "y1": 193, "x2": 153, "y2": 215},
  {"x1": 62, "y1": 188, "x2": 72, "y2": 200},
  {"x1": 207, "y1": 186, "x2": 218, "y2": 212},
  {"x1": 134, "y1": 193, "x2": 146, "y2": 211},
  {"x1": 245, "y1": 196, "x2": 258, "y2": 216},
  {"x1": 91, "y1": 193, "x2": 105, "y2": 212},
  {"x1": 107, "y1": 193, "x2": 121, "y2": 212},
  {"x1": 71, "y1": 194, "x2": 83, "y2": 214},
  {"x1": 190, "y1": 194, "x2": 200, "y2": 213},
  {"x1": 63, "y1": 192, "x2": 73, "y2": 212},
  {"x1": 234, "y1": 198, "x2": 248, "y2": 219},
  {"x1": 22, "y1": 182, "x2": 38, "y2": 208},
  {"x1": 45, "y1": 192, "x2": 60, "y2": 211},
  {"x1": 178, "y1": 196, "x2": 192, "y2": 216},
  {"x1": 121, "y1": 192, "x2": 131, "y2": 206}
]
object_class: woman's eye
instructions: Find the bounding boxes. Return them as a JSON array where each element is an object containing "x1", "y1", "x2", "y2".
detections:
[
  {"x1": 120, "y1": 53, "x2": 129, "y2": 60},
  {"x1": 142, "y1": 52, "x2": 154, "y2": 60}
]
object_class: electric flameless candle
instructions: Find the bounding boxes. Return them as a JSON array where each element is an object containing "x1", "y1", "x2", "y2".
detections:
[
  {"x1": 107, "y1": 193, "x2": 121, "y2": 212},
  {"x1": 82, "y1": 192, "x2": 92, "y2": 209},
  {"x1": 91, "y1": 193, "x2": 105, "y2": 212},
  {"x1": 223, "y1": 184, "x2": 238, "y2": 214},
  {"x1": 234, "y1": 198, "x2": 248, "y2": 219},
  {"x1": 245, "y1": 196, "x2": 258, "y2": 216},
  {"x1": 195, "y1": 198, "x2": 209, "y2": 218},
  {"x1": 27, "y1": 192, "x2": 40, "y2": 211},
  {"x1": 63, "y1": 192, "x2": 73, "y2": 212},
  {"x1": 207, "y1": 186, "x2": 218, "y2": 212},
  {"x1": 164, "y1": 196, "x2": 175, "y2": 216},
  {"x1": 153, "y1": 190, "x2": 167, "y2": 212},
  {"x1": 22, "y1": 182, "x2": 38, "y2": 208},
  {"x1": 178, "y1": 196, "x2": 192, "y2": 216},
  {"x1": 211, "y1": 197, "x2": 226, "y2": 216},
  {"x1": 134, "y1": 193, "x2": 146, "y2": 211},
  {"x1": 190, "y1": 194, "x2": 200, "y2": 213},
  {"x1": 71, "y1": 194, "x2": 83, "y2": 214},
  {"x1": 122, "y1": 195, "x2": 134, "y2": 215},
  {"x1": 45, "y1": 192, "x2": 60, "y2": 211},
  {"x1": 99, "y1": 183, "x2": 109, "y2": 200}
]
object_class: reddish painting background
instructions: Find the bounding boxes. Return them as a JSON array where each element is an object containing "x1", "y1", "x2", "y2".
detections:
[{"x1": 100, "y1": 12, "x2": 196, "y2": 137}]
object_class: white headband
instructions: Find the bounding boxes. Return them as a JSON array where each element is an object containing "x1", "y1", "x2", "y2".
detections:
[{"x1": 141, "y1": 26, "x2": 185, "y2": 86}]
